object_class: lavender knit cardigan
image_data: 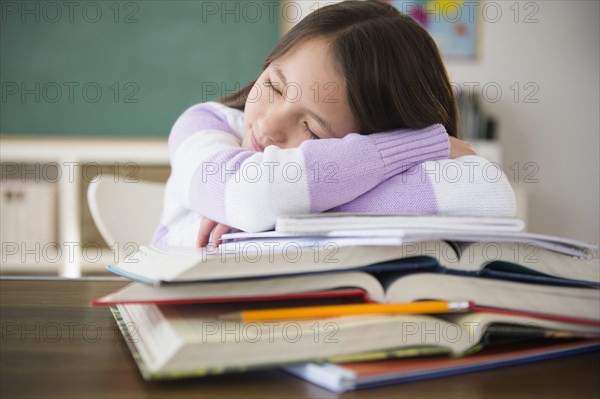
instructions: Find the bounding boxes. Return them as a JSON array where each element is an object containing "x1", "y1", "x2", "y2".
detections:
[{"x1": 153, "y1": 102, "x2": 515, "y2": 246}]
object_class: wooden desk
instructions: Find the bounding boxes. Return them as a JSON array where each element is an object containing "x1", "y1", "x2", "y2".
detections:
[{"x1": 1, "y1": 278, "x2": 599, "y2": 399}]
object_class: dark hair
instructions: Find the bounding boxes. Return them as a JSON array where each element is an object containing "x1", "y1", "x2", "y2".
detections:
[{"x1": 220, "y1": 0, "x2": 459, "y2": 138}]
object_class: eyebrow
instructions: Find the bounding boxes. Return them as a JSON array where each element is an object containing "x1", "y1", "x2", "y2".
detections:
[{"x1": 272, "y1": 65, "x2": 334, "y2": 138}]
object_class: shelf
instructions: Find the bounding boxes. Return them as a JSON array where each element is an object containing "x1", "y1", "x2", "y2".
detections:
[
  {"x1": 0, "y1": 136, "x2": 169, "y2": 163},
  {"x1": 1, "y1": 248, "x2": 116, "y2": 275},
  {"x1": 1, "y1": 136, "x2": 169, "y2": 278}
]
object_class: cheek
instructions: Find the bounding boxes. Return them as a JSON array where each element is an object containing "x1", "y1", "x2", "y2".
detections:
[
  {"x1": 246, "y1": 83, "x2": 262, "y2": 108},
  {"x1": 244, "y1": 84, "x2": 265, "y2": 123}
]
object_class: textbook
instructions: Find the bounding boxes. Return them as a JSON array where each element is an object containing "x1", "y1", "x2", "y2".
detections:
[
  {"x1": 106, "y1": 238, "x2": 599, "y2": 285},
  {"x1": 221, "y1": 213, "x2": 596, "y2": 259},
  {"x1": 284, "y1": 339, "x2": 600, "y2": 393},
  {"x1": 107, "y1": 241, "x2": 434, "y2": 285},
  {"x1": 275, "y1": 213, "x2": 526, "y2": 233},
  {"x1": 110, "y1": 302, "x2": 600, "y2": 380},
  {"x1": 97, "y1": 268, "x2": 600, "y2": 325},
  {"x1": 223, "y1": 228, "x2": 597, "y2": 259}
]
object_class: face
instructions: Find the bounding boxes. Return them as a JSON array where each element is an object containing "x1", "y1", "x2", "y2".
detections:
[{"x1": 242, "y1": 38, "x2": 358, "y2": 151}]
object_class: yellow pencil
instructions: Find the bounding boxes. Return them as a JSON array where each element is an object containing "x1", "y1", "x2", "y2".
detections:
[{"x1": 219, "y1": 300, "x2": 473, "y2": 322}]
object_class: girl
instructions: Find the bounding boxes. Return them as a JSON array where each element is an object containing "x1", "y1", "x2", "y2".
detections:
[{"x1": 153, "y1": 1, "x2": 515, "y2": 248}]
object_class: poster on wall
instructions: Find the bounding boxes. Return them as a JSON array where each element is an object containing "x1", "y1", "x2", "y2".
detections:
[{"x1": 388, "y1": 0, "x2": 478, "y2": 58}]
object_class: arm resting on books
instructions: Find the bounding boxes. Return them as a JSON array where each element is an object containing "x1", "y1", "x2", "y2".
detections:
[
  {"x1": 167, "y1": 103, "x2": 450, "y2": 232},
  {"x1": 329, "y1": 156, "x2": 516, "y2": 217}
]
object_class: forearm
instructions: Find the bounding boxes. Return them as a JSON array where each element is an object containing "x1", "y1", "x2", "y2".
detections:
[
  {"x1": 166, "y1": 102, "x2": 450, "y2": 231},
  {"x1": 171, "y1": 127, "x2": 449, "y2": 232},
  {"x1": 330, "y1": 156, "x2": 516, "y2": 217}
]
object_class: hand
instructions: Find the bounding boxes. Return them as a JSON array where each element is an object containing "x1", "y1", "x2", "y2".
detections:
[
  {"x1": 448, "y1": 136, "x2": 477, "y2": 159},
  {"x1": 197, "y1": 217, "x2": 239, "y2": 248}
]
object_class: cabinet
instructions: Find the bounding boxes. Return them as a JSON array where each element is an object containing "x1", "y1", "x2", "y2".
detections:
[{"x1": 0, "y1": 136, "x2": 169, "y2": 277}]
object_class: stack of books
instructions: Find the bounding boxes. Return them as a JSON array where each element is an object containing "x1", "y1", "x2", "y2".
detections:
[{"x1": 94, "y1": 214, "x2": 600, "y2": 391}]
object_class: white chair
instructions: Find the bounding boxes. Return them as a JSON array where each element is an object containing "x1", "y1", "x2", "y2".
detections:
[{"x1": 87, "y1": 178, "x2": 165, "y2": 250}]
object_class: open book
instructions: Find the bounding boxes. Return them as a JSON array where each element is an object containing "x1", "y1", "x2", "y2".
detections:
[
  {"x1": 98, "y1": 265, "x2": 600, "y2": 325},
  {"x1": 107, "y1": 238, "x2": 599, "y2": 286},
  {"x1": 111, "y1": 302, "x2": 599, "y2": 380}
]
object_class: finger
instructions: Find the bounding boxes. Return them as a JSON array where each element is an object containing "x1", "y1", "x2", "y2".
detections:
[
  {"x1": 197, "y1": 217, "x2": 218, "y2": 248},
  {"x1": 211, "y1": 224, "x2": 233, "y2": 247}
]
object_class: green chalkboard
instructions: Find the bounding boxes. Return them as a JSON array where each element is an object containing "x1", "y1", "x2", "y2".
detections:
[{"x1": 0, "y1": 1, "x2": 279, "y2": 137}]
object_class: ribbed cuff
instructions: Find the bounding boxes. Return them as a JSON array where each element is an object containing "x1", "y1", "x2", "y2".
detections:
[{"x1": 371, "y1": 124, "x2": 450, "y2": 180}]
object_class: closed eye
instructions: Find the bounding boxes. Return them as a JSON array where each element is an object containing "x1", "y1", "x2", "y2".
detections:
[
  {"x1": 264, "y1": 79, "x2": 282, "y2": 96},
  {"x1": 303, "y1": 122, "x2": 319, "y2": 139}
]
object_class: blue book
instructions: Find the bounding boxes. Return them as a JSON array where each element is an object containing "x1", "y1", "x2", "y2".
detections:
[{"x1": 284, "y1": 339, "x2": 600, "y2": 393}]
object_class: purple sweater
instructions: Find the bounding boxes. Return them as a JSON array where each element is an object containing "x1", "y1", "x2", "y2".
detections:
[{"x1": 154, "y1": 102, "x2": 515, "y2": 246}]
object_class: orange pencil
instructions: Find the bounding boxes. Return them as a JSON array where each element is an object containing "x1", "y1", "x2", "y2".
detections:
[{"x1": 219, "y1": 301, "x2": 473, "y2": 322}]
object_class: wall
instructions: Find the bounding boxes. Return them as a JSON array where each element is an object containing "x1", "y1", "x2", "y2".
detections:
[
  {"x1": 282, "y1": 0, "x2": 599, "y2": 242},
  {"x1": 446, "y1": 0, "x2": 599, "y2": 242}
]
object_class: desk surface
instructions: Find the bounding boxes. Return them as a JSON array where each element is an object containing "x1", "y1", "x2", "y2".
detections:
[{"x1": 1, "y1": 278, "x2": 599, "y2": 399}]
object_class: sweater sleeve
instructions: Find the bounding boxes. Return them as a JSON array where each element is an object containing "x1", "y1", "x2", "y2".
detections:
[
  {"x1": 167, "y1": 103, "x2": 450, "y2": 232},
  {"x1": 329, "y1": 156, "x2": 517, "y2": 217}
]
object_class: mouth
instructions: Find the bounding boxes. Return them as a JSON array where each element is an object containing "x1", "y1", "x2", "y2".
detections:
[{"x1": 250, "y1": 131, "x2": 266, "y2": 152}]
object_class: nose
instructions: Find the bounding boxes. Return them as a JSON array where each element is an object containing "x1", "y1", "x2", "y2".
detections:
[{"x1": 258, "y1": 106, "x2": 290, "y2": 145}]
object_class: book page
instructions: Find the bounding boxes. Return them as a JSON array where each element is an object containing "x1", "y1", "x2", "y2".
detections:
[
  {"x1": 443, "y1": 312, "x2": 599, "y2": 341},
  {"x1": 117, "y1": 304, "x2": 183, "y2": 372},
  {"x1": 136, "y1": 305, "x2": 477, "y2": 371},
  {"x1": 275, "y1": 214, "x2": 525, "y2": 233},
  {"x1": 457, "y1": 242, "x2": 600, "y2": 282},
  {"x1": 110, "y1": 241, "x2": 452, "y2": 283},
  {"x1": 385, "y1": 273, "x2": 600, "y2": 322},
  {"x1": 96, "y1": 271, "x2": 387, "y2": 304}
]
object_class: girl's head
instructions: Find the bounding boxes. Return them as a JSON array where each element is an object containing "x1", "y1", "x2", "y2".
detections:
[{"x1": 222, "y1": 0, "x2": 458, "y2": 151}]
